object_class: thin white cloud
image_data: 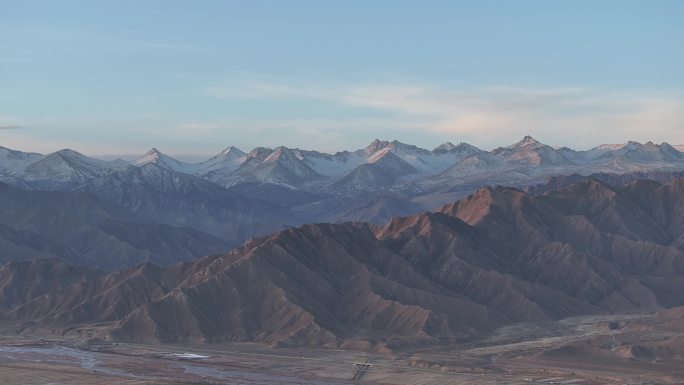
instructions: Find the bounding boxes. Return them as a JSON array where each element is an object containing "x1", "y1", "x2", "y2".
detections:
[
  {"x1": 0, "y1": 114, "x2": 29, "y2": 130},
  {"x1": 4, "y1": 81, "x2": 684, "y2": 156},
  {"x1": 208, "y1": 78, "x2": 684, "y2": 149}
]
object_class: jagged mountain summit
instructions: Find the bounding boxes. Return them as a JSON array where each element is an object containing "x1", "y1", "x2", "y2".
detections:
[
  {"x1": 134, "y1": 148, "x2": 195, "y2": 172},
  {"x1": 491, "y1": 135, "x2": 578, "y2": 167},
  {"x1": 197, "y1": 146, "x2": 247, "y2": 174},
  {"x1": 2, "y1": 148, "x2": 130, "y2": 189}
]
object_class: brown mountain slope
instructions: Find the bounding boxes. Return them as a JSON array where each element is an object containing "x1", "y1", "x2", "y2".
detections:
[{"x1": 4, "y1": 178, "x2": 684, "y2": 350}]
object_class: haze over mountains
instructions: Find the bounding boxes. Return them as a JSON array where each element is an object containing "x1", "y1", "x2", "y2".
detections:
[
  {"x1": 2, "y1": 137, "x2": 684, "y2": 271},
  {"x1": 0, "y1": 182, "x2": 231, "y2": 271},
  {"x1": 4, "y1": 178, "x2": 684, "y2": 349}
]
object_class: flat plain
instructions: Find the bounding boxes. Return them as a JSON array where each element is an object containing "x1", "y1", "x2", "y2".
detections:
[{"x1": 2, "y1": 312, "x2": 683, "y2": 385}]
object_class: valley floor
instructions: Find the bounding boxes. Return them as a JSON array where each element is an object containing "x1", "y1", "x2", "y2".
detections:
[{"x1": 1, "y1": 313, "x2": 683, "y2": 384}]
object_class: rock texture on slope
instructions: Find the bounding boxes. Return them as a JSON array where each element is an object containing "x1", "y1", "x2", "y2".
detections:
[{"x1": 4, "y1": 178, "x2": 684, "y2": 350}]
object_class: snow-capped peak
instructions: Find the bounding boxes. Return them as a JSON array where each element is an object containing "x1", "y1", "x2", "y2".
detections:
[
  {"x1": 433, "y1": 142, "x2": 457, "y2": 153},
  {"x1": 510, "y1": 135, "x2": 542, "y2": 148},
  {"x1": 48, "y1": 149, "x2": 121, "y2": 169},
  {"x1": 3, "y1": 137, "x2": 684, "y2": 193},
  {"x1": 55, "y1": 148, "x2": 83, "y2": 157},
  {"x1": 134, "y1": 148, "x2": 194, "y2": 173},
  {"x1": 135, "y1": 148, "x2": 164, "y2": 166},
  {"x1": 16, "y1": 148, "x2": 131, "y2": 188},
  {"x1": 365, "y1": 139, "x2": 392, "y2": 154},
  {"x1": 263, "y1": 146, "x2": 295, "y2": 163},
  {"x1": 433, "y1": 142, "x2": 481, "y2": 155},
  {"x1": 592, "y1": 143, "x2": 627, "y2": 151},
  {"x1": 195, "y1": 146, "x2": 248, "y2": 174},
  {"x1": 212, "y1": 146, "x2": 245, "y2": 160},
  {"x1": 247, "y1": 147, "x2": 273, "y2": 160}
]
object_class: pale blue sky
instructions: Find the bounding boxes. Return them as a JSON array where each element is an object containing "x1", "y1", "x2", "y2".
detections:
[{"x1": 2, "y1": 0, "x2": 683, "y2": 158}]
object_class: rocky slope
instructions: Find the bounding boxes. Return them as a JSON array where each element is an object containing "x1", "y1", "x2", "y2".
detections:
[{"x1": 4, "y1": 178, "x2": 684, "y2": 350}]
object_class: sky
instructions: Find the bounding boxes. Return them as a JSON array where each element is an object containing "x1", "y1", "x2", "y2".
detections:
[{"x1": 1, "y1": 0, "x2": 683, "y2": 159}]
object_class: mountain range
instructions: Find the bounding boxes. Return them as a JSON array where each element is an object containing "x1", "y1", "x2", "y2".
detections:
[
  {"x1": 2, "y1": 137, "x2": 684, "y2": 194},
  {"x1": 2, "y1": 137, "x2": 684, "y2": 268},
  {"x1": 3, "y1": 178, "x2": 684, "y2": 349}
]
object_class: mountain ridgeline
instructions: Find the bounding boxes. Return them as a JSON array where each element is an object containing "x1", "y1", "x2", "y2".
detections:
[
  {"x1": 4, "y1": 178, "x2": 684, "y2": 350},
  {"x1": 1, "y1": 137, "x2": 684, "y2": 263},
  {"x1": 3, "y1": 137, "x2": 684, "y2": 193}
]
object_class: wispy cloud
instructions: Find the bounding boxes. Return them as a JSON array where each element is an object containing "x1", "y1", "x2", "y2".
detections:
[
  {"x1": 0, "y1": 115, "x2": 28, "y2": 130},
  {"x1": 0, "y1": 124, "x2": 25, "y2": 130},
  {"x1": 207, "y1": 77, "x2": 684, "y2": 148}
]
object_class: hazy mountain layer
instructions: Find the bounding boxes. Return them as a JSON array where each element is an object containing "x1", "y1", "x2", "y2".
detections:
[
  {"x1": 77, "y1": 163, "x2": 297, "y2": 244},
  {"x1": 0, "y1": 182, "x2": 231, "y2": 271}
]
